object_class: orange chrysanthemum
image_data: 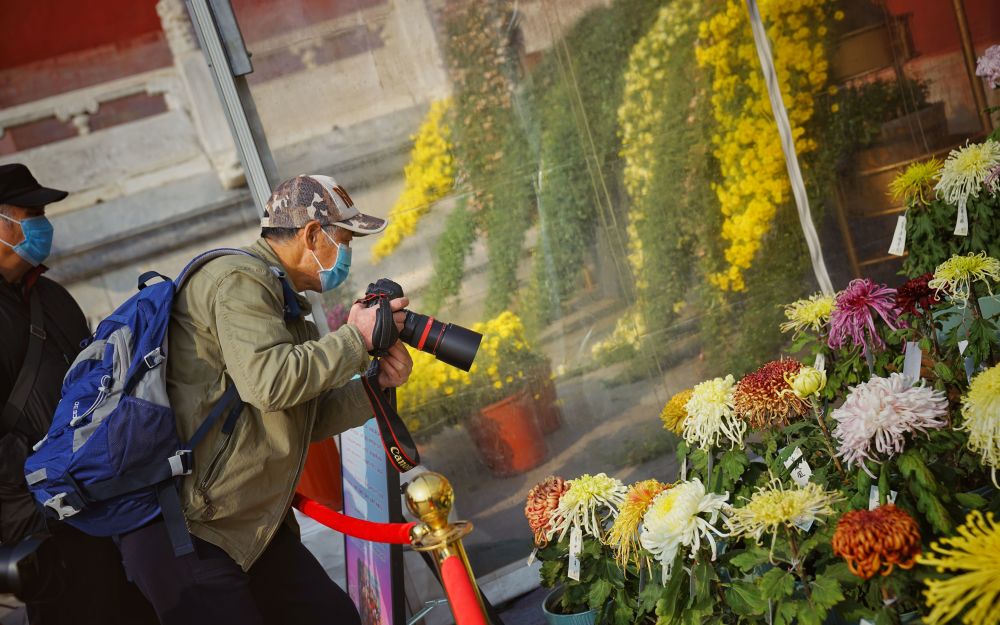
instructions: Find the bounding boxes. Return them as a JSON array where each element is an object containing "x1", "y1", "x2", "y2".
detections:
[
  {"x1": 525, "y1": 476, "x2": 569, "y2": 547},
  {"x1": 832, "y1": 504, "x2": 922, "y2": 580},
  {"x1": 733, "y1": 360, "x2": 809, "y2": 429}
]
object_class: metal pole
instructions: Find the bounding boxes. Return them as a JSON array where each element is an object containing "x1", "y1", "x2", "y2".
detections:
[
  {"x1": 744, "y1": 0, "x2": 836, "y2": 296},
  {"x1": 186, "y1": 0, "x2": 278, "y2": 214},
  {"x1": 951, "y1": 0, "x2": 993, "y2": 133}
]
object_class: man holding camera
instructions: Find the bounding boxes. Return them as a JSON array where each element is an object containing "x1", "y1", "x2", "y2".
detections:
[
  {"x1": 0, "y1": 164, "x2": 156, "y2": 624},
  {"x1": 118, "y1": 174, "x2": 413, "y2": 625}
]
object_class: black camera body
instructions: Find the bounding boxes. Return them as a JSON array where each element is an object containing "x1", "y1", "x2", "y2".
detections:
[{"x1": 363, "y1": 278, "x2": 482, "y2": 372}]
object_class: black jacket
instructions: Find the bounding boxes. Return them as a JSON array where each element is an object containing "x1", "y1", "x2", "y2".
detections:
[{"x1": 0, "y1": 268, "x2": 89, "y2": 543}]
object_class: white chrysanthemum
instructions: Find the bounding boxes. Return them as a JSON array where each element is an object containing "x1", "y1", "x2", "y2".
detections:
[
  {"x1": 832, "y1": 373, "x2": 948, "y2": 475},
  {"x1": 639, "y1": 479, "x2": 729, "y2": 584},
  {"x1": 934, "y1": 139, "x2": 1000, "y2": 212},
  {"x1": 683, "y1": 375, "x2": 745, "y2": 450},
  {"x1": 546, "y1": 473, "x2": 627, "y2": 541}
]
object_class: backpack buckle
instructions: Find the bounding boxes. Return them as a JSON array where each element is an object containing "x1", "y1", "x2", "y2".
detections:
[
  {"x1": 143, "y1": 347, "x2": 165, "y2": 370},
  {"x1": 169, "y1": 450, "x2": 193, "y2": 476},
  {"x1": 30, "y1": 324, "x2": 46, "y2": 339},
  {"x1": 43, "y1": 493, "x2": 80, "y2": 520}
]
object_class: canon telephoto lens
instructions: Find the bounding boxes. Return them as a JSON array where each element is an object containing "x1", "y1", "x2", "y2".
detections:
[{"x1": 400, "y1": 312, "x2": 482, "y2": 372}]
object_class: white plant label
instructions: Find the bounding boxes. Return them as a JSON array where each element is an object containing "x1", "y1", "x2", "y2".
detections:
[
  {"x1": 902, "y1": 341, "x2": 922, "y2": 383},
  {"x1": 868, "y1": 486, "x2": 898, "y2": 511},
  {"x1": 958, "y1": 340, "x2": 969, "y2": 355},
  {"x1": 888, "y1": 214, "x2": 907, "y2": 256},
  {"x1": 954, "y1": 203, "x2": 968, "y2": 236},
  {"x1": 813, "y1": 352, "x2": 826, "y2": 372},
  {"x1": 783, "y1": 447, "x2": 813, "y2": 487},
  {"x1": 526, "y1": 548, "x2": 537, "y2": 566},
  {"x1": 568, "y1": 527, "x2": 583, "y2": 581}
]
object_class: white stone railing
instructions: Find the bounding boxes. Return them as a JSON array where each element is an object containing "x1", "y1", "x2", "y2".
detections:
[{"x1": 0, "y1": 67, "x2": 184, "y2": 139}]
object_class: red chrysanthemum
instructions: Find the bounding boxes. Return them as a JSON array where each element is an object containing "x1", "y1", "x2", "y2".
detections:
[
  {"x1": 896, "y1": 273, "x2": 940, "y2": 317},
  {"x1": 733, "y1": 359, "x2": 809, "y2": 430}
]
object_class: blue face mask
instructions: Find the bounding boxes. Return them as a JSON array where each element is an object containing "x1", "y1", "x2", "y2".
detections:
[
  {"x1": 311, "y1": 231, "x2": 351, "y2": 292},
  {"x1": 0, "y1": 213, "x2": 54, "y2": 266}
]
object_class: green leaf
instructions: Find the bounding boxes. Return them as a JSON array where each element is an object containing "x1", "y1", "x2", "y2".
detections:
[
  {"x1": 760, "y1": 568, "x2": 796, "y2": 601},
  {"x1": 587, "y1": 578, "x2": 613, "y2": 611},
  {"x1": 933, "y1": 361, "x2": 954, "y2": 383},
  {"x1": 810, "y1": 576, "x2": 845, "y2": 611},
  {"x1": 720, "y1": 448, "x2": 750, "y2": 483},
  {"x1": 774, "y1": 600, "x2": 799, "y2": 625},
  {"x1": 610, "y1": 596, "x2": 634, "y2": 625},
  {"x1": 725, "y1": 581, "x2": 768, "y2": 616},
  {"x1": 821, "y1": 562, "x2": 864, "y2": 587},
  {"x1": 955, "y1": 491, "x2": 989, "y2": 509},
  {"x1": 728, "y1": 547, "x2": 770, "y2": 572},
  {"x1": 796, "y1": 604, "x2": 824, "y2": 625}
]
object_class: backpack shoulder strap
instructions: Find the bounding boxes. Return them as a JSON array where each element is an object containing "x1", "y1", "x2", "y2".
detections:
[
  {"x1": 1, "y1": 288, "x2": 46, "y2": 437},
  {"x1": 173, "y1": 248, "x2": 300, "y2": 320}
]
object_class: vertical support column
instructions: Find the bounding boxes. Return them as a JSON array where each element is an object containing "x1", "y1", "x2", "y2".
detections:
[
  {"x1": 951, "y1": 0, "x2": 993, "y2": 134},
  {"x1": 185, "y1": 0, "x2": 278, "y2": 215},
  {"x1": 157, "y1": 0, "x2": 243, "y2": 189}
]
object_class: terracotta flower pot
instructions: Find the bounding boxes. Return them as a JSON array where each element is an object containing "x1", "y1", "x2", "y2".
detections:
[
  {"x1": 295, "y1": 438, "x2": 343, "y2": 510},
  {"x1": 466, "y1": 391, "x2": 546, "y2": 477},
  {"x1": 531, "y1": 375, "x2": 562, "y2": 435}
]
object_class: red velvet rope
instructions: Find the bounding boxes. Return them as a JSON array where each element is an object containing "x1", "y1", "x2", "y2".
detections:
[
  {"x1": 293, "y1": 494, "x2": 416, "y2": 545},
  {"x1": 440, "y1": 555, "x2": 489, "y2": 625}
]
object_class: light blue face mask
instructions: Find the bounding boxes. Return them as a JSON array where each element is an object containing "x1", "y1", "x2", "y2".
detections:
[
  {"x1": 0, "y1": 213, "x2": 54, "y2": 266},
  {"x1": 311, "y1": 230, "x2": 351, "y2": 292}
]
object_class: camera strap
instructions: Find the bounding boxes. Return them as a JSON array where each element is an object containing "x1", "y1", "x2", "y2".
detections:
[{"x1": 361, "y1": 360, "x2": 420, "y2": 473}]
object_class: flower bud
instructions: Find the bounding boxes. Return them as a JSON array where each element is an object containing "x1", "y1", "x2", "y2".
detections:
[{"x1": 790, "y1": 366, "x2": 826, "y2": 399}]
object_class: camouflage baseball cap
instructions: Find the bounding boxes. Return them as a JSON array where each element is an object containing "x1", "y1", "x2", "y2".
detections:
[{"x1": 262, "y1": 174, "x2": 387, "y2": 235}]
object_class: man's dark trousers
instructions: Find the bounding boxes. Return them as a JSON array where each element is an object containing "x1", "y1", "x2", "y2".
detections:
[{"x1": 119, "y1": 518, "x2": 363, "y2": 625}]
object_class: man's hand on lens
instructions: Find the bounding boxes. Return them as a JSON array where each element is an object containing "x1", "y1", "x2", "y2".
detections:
[
  {"x1": 377, "y1": 341, "x2": 413, "y2": 388},
  {"x1": 347, "y1": 296, "x2": 408, "y2": 352}
]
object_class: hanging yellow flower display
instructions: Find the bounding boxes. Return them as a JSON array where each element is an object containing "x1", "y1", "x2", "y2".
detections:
[
  {"x1": 696, "y1": 0, "x2": 835, "y2": 291},
  {"x1": 371, "y1": 99, "x2": 455, "y2": 262}
]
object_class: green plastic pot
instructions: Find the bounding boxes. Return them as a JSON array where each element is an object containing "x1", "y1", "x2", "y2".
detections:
[{"x1": 541, "y1": 587, "x2": 599, "y2": 625}]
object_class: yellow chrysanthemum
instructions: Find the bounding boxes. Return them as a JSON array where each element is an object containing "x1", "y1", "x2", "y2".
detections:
[
  {"x1": 608, "y1": 479, "x2": 670, "y2": 568},
  {"x1": 660, "y1": 389, "x2": 693, "y2": 435},
  {"x1": 889, "y1": 158, "x2": 943, "y2": 206},
  {"x1": 372, "y1": 99, "x2": 454, "y2": 261},
  {"x1": 935, "y1": 139, "x2": 1000, "y2": 212},
  {"x1": 928, "y1": 252, "x2": 1000, "y2": 304},
  {"x1": 917, "y1": 510, "x2": 1000, "y2": 625},
  {"x1": 960, "y1": 364, "x2": 1000, "y2": 486},
  {"x1": 727, "y1": 480, "x2": 841, "y2": 545},
  {"x1": 546, "y1": 473, "x2": 627, "y2": 541},
  {"x1": 780, "y1": 293, "x2": 835, "y2": 337}
]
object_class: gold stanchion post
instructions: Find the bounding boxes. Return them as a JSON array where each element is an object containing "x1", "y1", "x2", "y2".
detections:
[{"x1": 405, "y1": 473, "x2": 490, "y2": 623}]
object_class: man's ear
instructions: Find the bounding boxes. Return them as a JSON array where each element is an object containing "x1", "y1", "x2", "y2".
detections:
[{"x1": 300, "y1": 220, "x2": 322, "y2": 251}]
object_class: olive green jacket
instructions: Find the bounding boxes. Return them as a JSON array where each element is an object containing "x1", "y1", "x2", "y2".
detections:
[{"x1": 167, "y1": 238, "x2": 371, "y2": 570}]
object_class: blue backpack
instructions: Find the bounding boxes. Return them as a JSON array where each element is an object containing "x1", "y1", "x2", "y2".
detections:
[{"x1": 24, "y1": 248, "x2": 300, "y2": 556}]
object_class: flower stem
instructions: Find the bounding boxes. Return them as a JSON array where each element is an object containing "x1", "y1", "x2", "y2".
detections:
[
  {"x1": 813, "y1": 402, "x2": 846, "y2": 481},
  {"x1": 786, "y1": 529, "x2": 813, "y2": 605}
]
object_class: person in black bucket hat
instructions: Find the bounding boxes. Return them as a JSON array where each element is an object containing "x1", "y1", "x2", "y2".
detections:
[{"x1": 0, "y1": 163, "x2": 157, "y2": 624}]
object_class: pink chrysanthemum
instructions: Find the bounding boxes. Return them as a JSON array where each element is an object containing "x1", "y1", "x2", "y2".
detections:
[
  {"x1": 832, "y1": 373, "x2": 948, "y2": 475},
  {"x1": 828, "y1": 279, "x2": 901, "y2": 354},
  {"x1": 976, "y1": 44, "x2": 1000, "y2": 89}
]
